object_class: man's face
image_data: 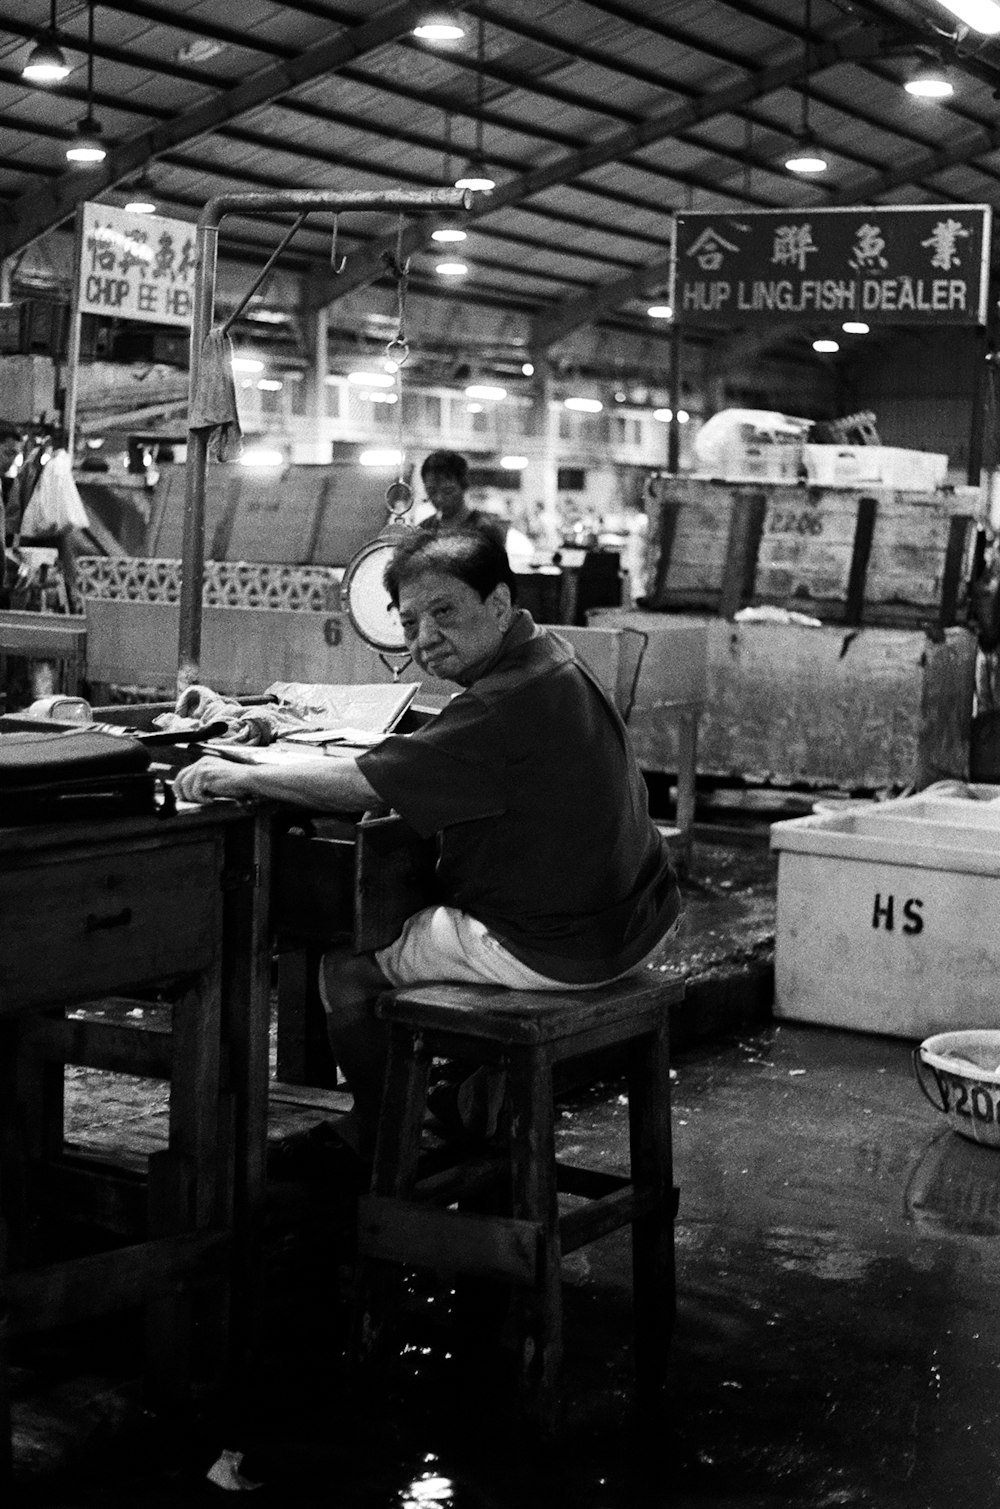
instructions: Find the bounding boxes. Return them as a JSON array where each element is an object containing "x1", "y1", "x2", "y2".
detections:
[
  {"x1": 423, "y1": 467, "x2": 467, "y2": 523},
  {"x1": 397, "y1": 569, "x2": 511, "y2": 683}
]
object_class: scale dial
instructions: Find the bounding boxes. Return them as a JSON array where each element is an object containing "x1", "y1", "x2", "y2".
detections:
[{"x1": 342, "y1": 537, "x2": 408, "y2": 653}]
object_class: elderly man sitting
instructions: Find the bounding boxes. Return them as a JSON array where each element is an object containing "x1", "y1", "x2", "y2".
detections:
[{"x1": 175, "y1": 528, "x2": 681, "y2": 1162}]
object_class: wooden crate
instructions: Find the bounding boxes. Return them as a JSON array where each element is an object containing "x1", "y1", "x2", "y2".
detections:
[
  {"x1": 84, "y1": 599, "x2": 390, "y2": 695},
  {"x1": 591, "y1": 609, "x2": 976, "y2": 792},
  {"x1": 642, "y1": 476, "x2": 982, "y2": 628},
  {"x1": 144, "y1": 462, "x2": 388, "y2": 566}
]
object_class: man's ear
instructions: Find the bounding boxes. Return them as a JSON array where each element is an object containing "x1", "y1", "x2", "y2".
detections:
[{"x1": 487, "y1": 581, "x2": 513, "y2": 625}]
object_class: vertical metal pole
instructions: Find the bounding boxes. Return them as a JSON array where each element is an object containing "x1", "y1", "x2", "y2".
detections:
[
  {"x1": 538, "y1": 359, "x2": 560, "y2": 548},
  {"x1": 668, "y1": 322, "x2": 681, "y2": 475},
  {"x1": 63, "y1": 206, "x2": 84, "y2": 450},
  {"x1": 968, "y1": 315, "x2": 995, "y2": 487},
  {"x1": 667, "y1": 212, "x2": 680, "y2": 474},
  {"x1": 177, "y1": 220, "x2": 218, "y2": 695},
  {"x1": 314, "y1": 306, "x2": 328, "y2": 452}
]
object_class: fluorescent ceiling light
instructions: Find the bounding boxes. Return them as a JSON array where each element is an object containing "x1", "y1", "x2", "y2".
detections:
[
  {"x1": 431, "y1": 226, "x2": 467, "y2": 242},
  {"x1": 813, "y1": 338, "x2": 840, "y2": 353},
  {"x1": 653, "y1": 408, "x2": 673, "y2": 422},
  {"x1": 935, "y1": 1, "x2": 1000, "y2": 34},
  {"x1": 647, "y1": 304, "x2": 673, "y2": 319},
  {"x1": 466, "y1": 402, "x2": 484, "y2": 414},
  {"x1": 348, "y1": 370, "x2": 394, "y2": 386},
  {"x1": 124, "y1": 194, "x2": 156, "y2": 214},
  {"x1": 521, "y1": 362, "x2": 534, "y2": 376},
  {"x1": 413, "y1": 13, "x2": 465, "y2": 41},
  {"x1": 465, "y1": 383, "x2": 506, "y2": 400},
  {"x1": 785, "y1": 146, "x2": 828, "y2": 174},
  {"x1": 436, "y1": 260, "x2": 469, "y2": 277},
  {"x1": 905, "y1": 69, "x2": 954, "y2": 98},
  {"x1": 239, "y1": 448, "x2": 283, "y2": 468},
  {"x1": 362, "y1": 391, "x2": 398, "y2": 403},
  {"x1": 256, "y1": 379, "x2": 283, "y2": 391},
  {"x1": 842, "y1": 321, "x2": 869, "y2": 334},
  {"x1": 500, "y1": 455, "x2": 529, "y2": 470},
  {"x1": 231, "y1": 356, "x2": 264, "y2": 373},
  {"x1": 360, "y1": 448, "x2": 403, "y2": 467},
  {"x1": 564, "y1": 396, "x2": 603, "y2": 413}
]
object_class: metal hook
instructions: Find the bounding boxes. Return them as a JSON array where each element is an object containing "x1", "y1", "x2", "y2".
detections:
[
  {"x1": 330, "y1": 215, "x2": 347, "y2": 275},
  {"x1": 379, "y1": 651, "x2": 412, "y2": 681}
]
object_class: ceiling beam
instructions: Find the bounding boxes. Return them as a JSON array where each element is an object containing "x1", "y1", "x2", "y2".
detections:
[
  {"x1": 531, "y1": 255, "x2": 673, "y2": 350},
  {"x1": 305, "y1": 15, "x2": 890, "y2": 313},
  {"x1": 0, "y1": 0, "x2": 430, "y2": 262}
]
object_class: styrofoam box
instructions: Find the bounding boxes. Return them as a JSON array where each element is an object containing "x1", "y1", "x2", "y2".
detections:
[
  {"x1": 695, "y1": 442, "x2": 802, "y2": 484},
  {"x1": 802, "y1": 444, "x2": 947, "y2": 491},
  {"x1": 771, "y1": 804, "x2": 1000, "y2": 1039}
]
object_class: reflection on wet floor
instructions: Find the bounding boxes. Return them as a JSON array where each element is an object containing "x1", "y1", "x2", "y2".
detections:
[{"x1": 18, "y1": 1018, "x2": 1000, "y2": 1508}]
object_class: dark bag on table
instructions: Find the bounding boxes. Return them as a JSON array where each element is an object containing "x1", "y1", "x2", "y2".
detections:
[{"x1": 0, "y1": 729, "x2": 160, "y2": 824}]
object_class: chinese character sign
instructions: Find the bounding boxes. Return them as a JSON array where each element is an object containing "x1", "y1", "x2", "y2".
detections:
[
  {"x1": 672, "y1": 206, "x2": 991, "y2": 327},
  {"x1": 78, "y1": 202, "x2": 196, "y2": 326}
]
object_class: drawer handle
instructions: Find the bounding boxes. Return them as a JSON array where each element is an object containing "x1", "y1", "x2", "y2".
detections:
[{"x1": 85, "y1": 906, "x2": 133, "y2": 933}]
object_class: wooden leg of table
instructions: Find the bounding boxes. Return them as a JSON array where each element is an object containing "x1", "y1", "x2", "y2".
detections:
[
  {"x1": 354, "y1": 1025, "x2": 432, "y2": 1374},
  {"x1": 144, "y1": 1150, "x2": 195, "y2": 1413},
  {"x1": 675, "y1": 707, "x2": 699, "y2": 874},
  {"x1": 627, "y1": 1022, "x2": 675, "y2": 1415},
  {"x1": 219, "y1": 817, "x2": 273, "y2": 1437},
  {"x1": 0, "y1": 1213, "x2": 12, "y2": 1486},
  {"x1": 507, "y1": 1047, "x2": 562, "y2": 1437},
  {"x1": 144, "y1": 973, "x2": 223, "y2": 1412}
]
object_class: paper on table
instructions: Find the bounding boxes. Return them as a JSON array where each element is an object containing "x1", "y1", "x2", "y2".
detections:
[
  {"x1": 201, "y1": 740, "x2": 329, "y2": 766},
  {"x1": 282, "y1": 726, "x2": 386, "y2": 747},
  {"x1": 265, "y1": 681, "x2": 417, "y2": 734}
]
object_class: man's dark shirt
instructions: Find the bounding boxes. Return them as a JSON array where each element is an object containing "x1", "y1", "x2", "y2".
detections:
[{"x1": 357, "y1": 611, "x2": 680, "y2": 982}]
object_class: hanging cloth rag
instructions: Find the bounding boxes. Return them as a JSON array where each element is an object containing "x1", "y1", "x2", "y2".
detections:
[{"x1": 189, "y1": 327, "x2": 243, "y2": 461}]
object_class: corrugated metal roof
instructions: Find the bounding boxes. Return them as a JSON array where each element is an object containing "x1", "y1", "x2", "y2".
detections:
[{"x1": 2, "y1": 0, "x2": 1000, "y2": 369}]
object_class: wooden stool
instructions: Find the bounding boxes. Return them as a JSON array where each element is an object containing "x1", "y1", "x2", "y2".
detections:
[{"x1": 354, "y1": 970, "x2": 684, "y2": 1434}]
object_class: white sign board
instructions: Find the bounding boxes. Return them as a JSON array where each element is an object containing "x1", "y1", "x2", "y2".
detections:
[{"x1": 78, "y1": 202, "x2": 196, "y2": 326}]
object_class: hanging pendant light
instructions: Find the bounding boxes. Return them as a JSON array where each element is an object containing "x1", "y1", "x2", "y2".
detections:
[
  {"x1": 455, "y1": 16, "x2": 495, "y2": 193},
  {"x1": 905, "y1": 62, "x2": 954, "y2": 98},
  {"x1": 23, "y1": 0, "x2": 70, "y2": 82},
  {"x1": 66, "y1": 2, "x2": 105, "y2": 164},
  {"x1": 412, "y1": 8, "x2": 465, "y2": 42},
  {"x1": 66, "y1": 115, "x2": 106, "y2": 163},
  {"x1": 124, "y1": 171, "x2": 157, "y2": 213},
  {"x1": 785, "y1": 0, "x2": 828, "y2": 175}
]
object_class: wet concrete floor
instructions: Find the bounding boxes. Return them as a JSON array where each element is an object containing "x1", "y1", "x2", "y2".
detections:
[{"x1": 14, "y1": 835, "x2": 1000, "y2": 1507}]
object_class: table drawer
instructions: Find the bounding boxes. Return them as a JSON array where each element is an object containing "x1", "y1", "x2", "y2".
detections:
[{"x1": 0, "y1": 836, "x2": 221, "y2": 1012}]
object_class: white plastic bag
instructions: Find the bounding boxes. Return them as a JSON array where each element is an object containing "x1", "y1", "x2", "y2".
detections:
[{"x1": 20, "y1": 450, "x2": 89, "y2": 536}]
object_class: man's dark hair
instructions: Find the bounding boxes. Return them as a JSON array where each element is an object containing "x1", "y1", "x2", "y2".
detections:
[
  {"x1": 384, "y1": 526, "x2": 516, "y2": 607},
  {"x1": 420, "y1": 449, "x2": 468, "y2": 487}
]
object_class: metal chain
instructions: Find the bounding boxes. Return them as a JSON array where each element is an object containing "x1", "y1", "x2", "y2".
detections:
[{"x1": 384, "y1": 214, "x2": 412, "y2": 519}]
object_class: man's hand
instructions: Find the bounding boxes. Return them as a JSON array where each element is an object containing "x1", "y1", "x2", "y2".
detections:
[{"x1": 173, "y1": 755, "x2": 253, "y2": 805}]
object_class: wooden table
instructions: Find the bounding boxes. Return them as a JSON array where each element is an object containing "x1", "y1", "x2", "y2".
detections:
[
  {"x1": 0, "y1": 609, "x2": 87, "y2": 698},
  {"x1": 0, "y1": 802, "x2": 272, "y2": 1482}
]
